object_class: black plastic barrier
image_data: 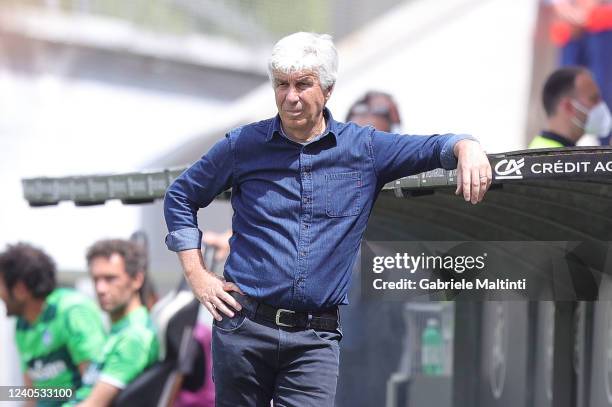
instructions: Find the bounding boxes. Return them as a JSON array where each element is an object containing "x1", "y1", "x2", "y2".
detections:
[{"x1": 362, "y1": 147, "x2": 612, "y2": 407}]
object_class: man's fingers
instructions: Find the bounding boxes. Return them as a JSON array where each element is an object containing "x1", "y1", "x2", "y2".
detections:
[
  {"x1": 461, "y1": 166, "x2": 472, "y2": 202},
  {"x1": 470, "y1": 167, "x2": 481, "y2": 204},
  {"x1": 203, "y1": 301, "x2": 222, "y2": 321},
  {"x1": 454, "y1": 139, "x2": 493, "y2": 204},
  {"x1": 455, "y1": 169, "x2": 463, "y2": 196},
  {"x1": 219, "y1": 288, "x2": 243, "y2": 312},
  {"x1": 478, "y1": 174, "x2": 488, "y2": 202},
  {"x1": 223, "y1": 281, "x2": 245, "y2": 295},
  {"x1": 478, "y1": 165, "x2": 491, "y2": 202},
  {"x1": 211, "y1": 296, "x2": 236, "y2": 318}
]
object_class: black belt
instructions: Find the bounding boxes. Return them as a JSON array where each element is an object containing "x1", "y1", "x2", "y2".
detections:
[{"x1": 250, "y1": 302, "x2": 339, "y2": 332}]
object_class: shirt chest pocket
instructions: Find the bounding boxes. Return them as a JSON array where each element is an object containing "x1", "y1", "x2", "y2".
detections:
[{"x1": 325, "y1": 171, "x2": 362, "y2": 217}]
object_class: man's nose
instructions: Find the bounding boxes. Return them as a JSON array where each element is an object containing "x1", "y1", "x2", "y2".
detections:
[
  {"x1": 95, "y1": 280, "x2": 107, "y2": 294},
  {"x1": 286, "y1": 86, "x2": 299, "y2": 103}
]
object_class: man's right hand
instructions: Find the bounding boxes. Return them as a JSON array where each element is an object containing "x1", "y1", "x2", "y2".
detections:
[{"x1": 177, "y1": 249, "x2": 244, "y2": 321}]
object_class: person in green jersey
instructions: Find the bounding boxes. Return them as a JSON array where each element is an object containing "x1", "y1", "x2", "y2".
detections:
[
  {"x1": 529, "y1": 66, "x2": 610, "y2": 149},
  {"x1": 69, "y1": 239, "x2": 159, "y2": 407},
  {"x1": 0, "y1": 243, "x2": 106, "y2": 407}
]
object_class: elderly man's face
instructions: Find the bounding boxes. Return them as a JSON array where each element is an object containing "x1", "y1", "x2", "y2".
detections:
[{"x1": 273, "y1": 70, "x2": 331, "y2": 139}]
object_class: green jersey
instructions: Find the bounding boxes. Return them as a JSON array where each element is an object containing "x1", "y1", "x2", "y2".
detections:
[
  {"x1": 70, "y1": 306, "x2": 159, "y2": 404},
  {"x1": 15, "y1": 288, "x2": 106, "y2": 406}
]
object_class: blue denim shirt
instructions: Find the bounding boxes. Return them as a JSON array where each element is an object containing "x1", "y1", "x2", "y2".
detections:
[{"x1": 164, "y1": 108, "x2": 473, "y2": 310}]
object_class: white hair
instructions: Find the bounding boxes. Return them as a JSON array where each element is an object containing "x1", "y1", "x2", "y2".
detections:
[{"x1": 267, "y1": 32, "x2": 338, "y2": 91}]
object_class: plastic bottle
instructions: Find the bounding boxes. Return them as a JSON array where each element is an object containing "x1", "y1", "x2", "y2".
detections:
[{"x1": 421, "y1": 318, "x2": 443, "y2": 376}]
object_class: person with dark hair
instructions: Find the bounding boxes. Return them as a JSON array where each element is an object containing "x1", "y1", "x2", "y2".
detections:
[
  {"x1": 529, "y1": 66, "x2": 611, "y2": 148},
  {"x1": 0, "y1": 243, "x2": 105, "y2": 407},
  {"x1": 68, "y1": 239, "x2": 159, "y2": 407},
  {"x1": 547, "y1": 0, "x2": 612, "y2": 144}
]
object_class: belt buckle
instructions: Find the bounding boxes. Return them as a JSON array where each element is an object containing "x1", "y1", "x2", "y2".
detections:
[{"x1": 275, "y1": 308, "x2": 296, "y2": 327}]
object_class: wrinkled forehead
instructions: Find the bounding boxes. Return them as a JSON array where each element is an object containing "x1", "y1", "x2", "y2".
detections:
[{"x1": 272, "y1": 69, "x2": 319, "y2": 82}]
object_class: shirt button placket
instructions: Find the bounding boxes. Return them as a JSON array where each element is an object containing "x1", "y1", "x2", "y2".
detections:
[{"x1": 296, "y1": 148, "x2": 312, "y2": 304}]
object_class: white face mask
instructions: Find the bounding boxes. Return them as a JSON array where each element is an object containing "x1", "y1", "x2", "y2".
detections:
[{"x1": 571, "y1": 100, "x2": 612, "y2": 137}]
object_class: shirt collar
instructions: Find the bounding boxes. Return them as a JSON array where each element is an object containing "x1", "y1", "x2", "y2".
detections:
[
  {"x1": 111, "y1": 305, "x2": 147, "y2": 333},
  {"x1": 540, "y1": 130, "x2": 576, "y2": 147},
  {"x1": 266, "y1": 107, "x2": 338, "y2": 143}
]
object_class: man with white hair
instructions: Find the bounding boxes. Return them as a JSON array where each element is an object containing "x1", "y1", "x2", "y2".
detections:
[{"x1": 164, "y1": 32, "x2": 492, "y2": 406}]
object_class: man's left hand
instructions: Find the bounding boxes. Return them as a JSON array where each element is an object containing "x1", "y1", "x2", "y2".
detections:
[{"x1": 454, "y1": 139, "x2": 492, "y2": 204}]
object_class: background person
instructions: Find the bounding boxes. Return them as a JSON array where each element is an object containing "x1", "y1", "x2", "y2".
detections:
[
  {"x1": 337, "y1": 91, "x2": 407, "y2": 407},
  {"x1": 529, "y1": 66, "x2": 611, "y2": 148},
  {"x1": 68, "y1": 239, "x2": 159, "y2": 407},
  {"x1": 548, "y1": 0, "x2": 612, "y2": 143},
  {"x1": 345, "y1": 91, "x2": 402, "y2": 133},
  {"x1": 0, "y1": 243, "x2": 106, "y2": 407}
]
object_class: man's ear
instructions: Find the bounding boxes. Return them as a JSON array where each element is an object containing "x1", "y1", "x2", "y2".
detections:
[
  {"x1": 12, "y1": 281, "x2": 30, "y2": 301},
  {"x1": 325, "y1": 84, "x2": 334, "y2": 101},
  {"x1": 132, "y1": 271, "x2": 145, "y2": 292},
  {"x1": 560, "y1": 96, "x2": 574, "y2": 115}
]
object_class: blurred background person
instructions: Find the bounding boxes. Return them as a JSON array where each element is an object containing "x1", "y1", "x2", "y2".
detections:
[
  {"x1": 202, "y1": 230, "x2": 233, "y2": 268},
  {"x1": 337, "y1": 91, "x2": 406, "y2": 407},
  {"x1": 548, "y1": 0, "x2": 612, "y2": 144},
  {"x1": 129, "y1": 231, "x2": 159, "y2": 310},
  {"x1": 345, "y1": 91, "x2": 402, "y2": 133},
  {"x1": 529, "y1": 66, "x2": 611, "y2": 148},
  {"x1": 0, "y1": 243, "x2": 106, "y2": 407},
  {"x1": 171, "y1": 229, "x2": 230, "y2": 407},
  {"x1": 70, "y1": 239, "x2": 159, "y2": 407}
]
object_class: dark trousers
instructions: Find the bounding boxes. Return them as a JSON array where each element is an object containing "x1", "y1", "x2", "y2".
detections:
[{"x1": 211, "y1": 294, "x2": 342, "y2": 407}]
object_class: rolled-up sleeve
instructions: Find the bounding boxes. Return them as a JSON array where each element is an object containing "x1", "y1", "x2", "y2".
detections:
[
  {"x1": 165, "y1": 228, "x2": 204, "y2": 252},
  {"x1": 371, "y1": 130, "x2": 477, "y2": 186},
  {"x1": 164, "y1": 135, "x2": 234, "y2": 252}
]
